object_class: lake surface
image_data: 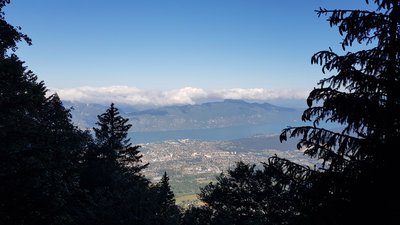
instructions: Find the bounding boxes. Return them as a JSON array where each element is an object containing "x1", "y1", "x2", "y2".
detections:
[{"x1": 129, "y1": 121, "x2": 310, "y2": 144}]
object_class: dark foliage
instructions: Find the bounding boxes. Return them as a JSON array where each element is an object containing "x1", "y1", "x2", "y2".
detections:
[
  {"x1": 187, "y1": 1, "x2": 399, "y2": 225},
  {"x1": 0, "y1": 0, "x2": 31, "y2": 57},
  {"x1": 181, "y1": 207, "x2": 213, "y2": 225},
  {"x1": 0, "y1": 2, "x2": 91, "y2": 224},
  {"x1": 94, "y1": 103, "x2": 149, "y2": 173},
  {"x1": 80, "y1": 103, "x2": 148, "y2": 191},
  {"x1": 1, "y1": 2, "x2": 180, "y2": 224},
  {"x1": 150, "y1": 172, "x2": 181, "y2": 225},
  {"x1": 78, "y1": 104, "x2": 179, "y2": 225},
  {"x1": 279, "y1": 0, "x2": 399, "y2": 224},
  {"x1": 196, "y1": 158, "x2": 319, "y2": 225}
]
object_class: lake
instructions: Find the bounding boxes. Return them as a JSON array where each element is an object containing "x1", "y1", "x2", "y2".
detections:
[{"x1": 129, "y1": 121, "x2": 311, "y2": 144}]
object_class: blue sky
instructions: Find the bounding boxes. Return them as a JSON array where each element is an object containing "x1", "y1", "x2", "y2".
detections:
[{"x1": 4, "y1": 0, "x2": 369, "y2": 106}]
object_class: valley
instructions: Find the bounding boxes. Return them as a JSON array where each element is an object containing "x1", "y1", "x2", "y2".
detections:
[
  {"x1": 66, "y1": 99, "x2": 315, "y2": 207},
  {"x1": 138, "y1": 136, "x2": 318, "y2": 207}
]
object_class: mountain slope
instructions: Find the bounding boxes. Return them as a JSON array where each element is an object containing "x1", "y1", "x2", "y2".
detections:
[{"x1": 65, "y1": 100, "x2": 303, "y2": 132}]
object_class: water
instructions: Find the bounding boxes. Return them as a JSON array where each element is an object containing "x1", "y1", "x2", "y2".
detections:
[{"x1": 129, "y1": 121, "x2": 310, "y2": 144}]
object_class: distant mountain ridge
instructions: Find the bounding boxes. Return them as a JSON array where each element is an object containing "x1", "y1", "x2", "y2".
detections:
[{"x1": 64, "y1": 99, "x2": 303, "y2": 132}]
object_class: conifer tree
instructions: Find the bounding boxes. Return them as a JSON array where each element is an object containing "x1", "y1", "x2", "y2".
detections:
[
  {"x1": 159, "y1": 172, "x2": 176, "y2": 208},
  {"x1": 187, "y1": 1, "x2": 398, "y2": 225},
  {"x1": 81, "y1": 103, "x2": 147, "y2": 191},
  {"x1": 279, "y1": 0, "x2": 399, "y2": 224},
  {"x1": 152, "y1": 172, "x2": 180, "y2": 225},
  {"x1": 94, "y1": 103, "x2": 130, "y2": 156},
  {"x1": 1, "y1": 2, "x2": 176, "y2": 225},
  {"x1": 0, "y1": 1, "x2": 90, "y2": 223},
  {"x1": 198, "y1": 159, "x2": 316, "y2": 225},
  {"x1": 93, "y1": 103, "x2": 148, "y2": 172},
  {"x1": 79, "y1": 103, "x2": 155, "y2": 225}
]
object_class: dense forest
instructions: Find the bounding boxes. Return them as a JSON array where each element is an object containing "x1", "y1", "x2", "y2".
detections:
[{"x1": 1, "y1": 0, "x2": 398, "y2": 225}]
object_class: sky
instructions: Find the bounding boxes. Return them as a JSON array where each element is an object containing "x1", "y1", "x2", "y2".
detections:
[{"x1": 5, "y1": 0, "x2": 370, "y2": 107}]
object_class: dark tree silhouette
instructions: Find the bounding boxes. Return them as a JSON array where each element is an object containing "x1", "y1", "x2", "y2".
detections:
[
  {"x1": 197, "y1": 159, "x2": 321, "y2": 225},
  {"x1": 186, "y1": 1, "x2": 398, "y2": 225},
  {"x1": 151, "y1": 172, "x2": 181, "y2": 225},
  {"x1": 0, "y1": 0, "x2": 31, "y2": 57},
  {"x1": 0, "y1": 2, "x2": 90, "y2": 223},
  {"x1": 279, "y1": 0, "x2": 399, "y2": 224},
  {"x1": 78, "y1": 103, "x2": 155, "y2": 225},
  {"x1": 94, "y1": 103, "x2": 148, "y2": 173},
  {"x1": 181, "y1": 207, "x2": 213, "y2": 225},
  {"x1": 80, "y1": 103, "x2": 148, "y2": 192},
  {"x1": 1, "y1": 2, "x2": 182, "y2": 224},
  {"x1": 94, "y1": 103, "x2": 131, "y2": 155}
]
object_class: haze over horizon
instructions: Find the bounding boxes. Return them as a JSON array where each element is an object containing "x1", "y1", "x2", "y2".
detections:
[
  {"x1": 5, "y1": 0, "x2": 369, "y2": 107},
  {"x1": 54, "y1": 86, "x2": 309, "y2": 108}
]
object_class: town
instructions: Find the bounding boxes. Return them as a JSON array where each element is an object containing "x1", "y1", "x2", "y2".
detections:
[{"x1": 139, "y1": 138, "x2": 318, "y2": 206}]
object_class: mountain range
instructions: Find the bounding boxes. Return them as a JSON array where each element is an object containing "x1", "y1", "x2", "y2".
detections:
[{"x1": 64, "y1": 99, "x2": 304, "y2": 133}]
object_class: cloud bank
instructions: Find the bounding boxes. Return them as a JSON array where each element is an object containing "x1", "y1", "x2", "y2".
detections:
[{"x1": 51, "y1": 86, "x2": 308, "y2": 107}]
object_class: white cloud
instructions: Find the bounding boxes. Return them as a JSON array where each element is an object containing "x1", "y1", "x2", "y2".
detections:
[
  {"x1": 51, "y1": 86, "x2": 308, "y2": 107},
  {"x1": 161, "y1": 87, "x2": 208, "y2": 105}
]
